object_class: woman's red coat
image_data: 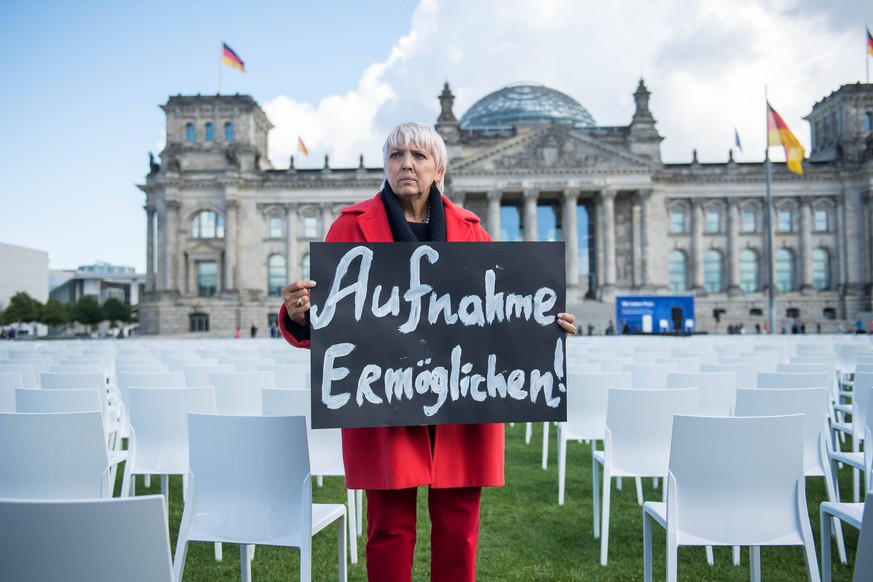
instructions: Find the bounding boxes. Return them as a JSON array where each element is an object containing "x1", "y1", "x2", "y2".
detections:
[{"x1": 279, "y1": 193, "x2": 505, "y2": 490}]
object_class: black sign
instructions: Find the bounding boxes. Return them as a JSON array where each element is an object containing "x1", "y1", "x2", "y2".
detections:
[{"x1": 309, "y1": 242, "x2": 567, "y2": 429}]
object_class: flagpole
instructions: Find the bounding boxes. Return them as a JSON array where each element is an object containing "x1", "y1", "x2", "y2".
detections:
[
  {"x1": 867, "y1": 24, "x2": 870, "y2": 84},
  {"x1": 764, "y1": 86, "x2": 777, "y2": 335},
  {"x1": 218, "y1": 39, "x2": 223, "y2": 95}
]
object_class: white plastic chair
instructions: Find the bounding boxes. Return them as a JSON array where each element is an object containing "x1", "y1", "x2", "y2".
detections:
[
  {"x1": 173, "y1": 413, "x2": 347, "y2": 582},
  {"x1": 594, "y1": 387, "x2": 698, "y2": 565},
  {"x1": 665, "y1": 371, "x2": 736, "y2": 416},
  {"x1": 557, "y1": 372, "x2": 631, "y2": 508},
  {"x1": 0, "y1": 363, "x2": 37, "y2": 388},
  {"x1": 0, "y1": 411, "x2": 115, "y2": 498},
  {"x1": 833, "y1": 374, "x2": 873, "y2": 502},
  {"x1": 208, "y1": 371, "x2": 269, "y2": 415},
  {"x1": 263, "y1": 387, "x2": 361, "y2": 564},
  {"x1": 622, "y1": 362, "x2": 678, "y2": 389},
  {"x1": 0, "y1": 371, "x2": 23, "y2": 411},
  {"x1": 264, "y1": 363, "x2": 310, "y2": 389},
  {"x1": 121, "y1": 387, "x2": 216, "y2": 503},
  {"x1": 181, "y1": 362, "x2": 235, "y2": 388},
  {"x1": 700, "y1": 362, "x2": 757, "y2": 389},
  {"x1": 735, "y1": 386, "x2": 846, "y2": 564},
  {"x1": 642, "y1": 414, "x2": 819, "y2": 582},
  {"x1": 0, "y1": 495, "x2": 173, "y2": 582}
]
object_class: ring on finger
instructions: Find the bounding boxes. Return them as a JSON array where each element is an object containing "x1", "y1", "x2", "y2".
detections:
[{"x1": 296, "y1": 297, "x2": 304, "y2": 307}]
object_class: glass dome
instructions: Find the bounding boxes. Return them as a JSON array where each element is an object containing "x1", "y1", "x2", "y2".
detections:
[{"x1": 459, "y1": 83, "x2": 596, "y2": 131}]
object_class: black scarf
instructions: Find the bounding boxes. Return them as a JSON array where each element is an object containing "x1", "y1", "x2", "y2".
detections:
[{"x1": 380, "y1": 182, "x2": 447, "y2": 242}]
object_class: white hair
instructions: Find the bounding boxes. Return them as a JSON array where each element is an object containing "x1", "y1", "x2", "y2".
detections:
[{"x1": 382, "y1": 122, "x2": 448, "y2": 192}]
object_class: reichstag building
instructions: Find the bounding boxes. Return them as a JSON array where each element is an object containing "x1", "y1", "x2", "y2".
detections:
[{"x1": 138, "y1": 80, "x2": 873, "y2": 335}]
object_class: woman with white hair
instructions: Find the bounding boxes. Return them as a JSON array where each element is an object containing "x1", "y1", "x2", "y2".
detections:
[{"x1": 280, "y1": 122, "x2": 577, "y2": 581}]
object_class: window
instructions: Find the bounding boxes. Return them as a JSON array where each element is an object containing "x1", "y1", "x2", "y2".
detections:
[
  {"x1": 186, "y1": 123, "x2": 195, "y2": 142},
  {"x1": 786, "y1": 307, "x2": 800, "y2": 319},
  {"x1": 189, "y1": 312, "x2": 209, "y2": 332},
  {"x1": 775, "y1": 248, "x2": 795, "y2": 292},
  {"x1": 749, "y1": 308, "x2": 764, "y2": 316},
  {"x1": 224, "y1": 122, "x2": 234, "y2": 142},
  {"x1": 813, "y1": 209, "x2": 830, "y2": 232},
  {"x1": 865, "y1": 112, "x2": 872, "y2": 132},
  {"x1": 777, "y1": 209, "x2": 794, "y2": 233},
  {"x1": 704, "y1": 209, "x2": 721, "y2": 234},
  {"x1": 669, "y1": 209, "x2": 686, "y2": 234},
  {"x1": 191, "y1": 210, "x2": 225, "y2": 239},
  {"x1": 269, "y1": 217, "x2": 283, "y2": 239},
  {"x1": 741, "y1": 209, "x2": 757, "y2": 233},
  {"x1": 823, "y1": 307, "x2": 837, "y2": 320},
  {"x1": 205, "y1": 123, "x2": 215, "y2": 142},
  {"x1": 197, "y1": 261, "x2": 217, "y2": 297},
  {"x1": 301, "y1": 253, "x2": 311, "y2": 280},
  {"x1": 667, "y1": 250, "x2": 688, "y2": 291},
  {"x1": 703, "y1": 250, "x2": 724, "y2": 292},
  {"x1": 537, "y1": 201, "x2": 562, "y2": 241},
  {"x1": 739, "y1": 249, "x2": 759, "y2": 292},
  {"x1": 500, "y1": 203, "x2": 523, "y2": 241},
  {"x1": 303, "y1": 216, "x2": 318, "y2": 239},
  {"x1": 812, "y1": 248, "x2": 831, "y2": 290},
  {"x1": 268, "y1": 254, "x2": 286, "y2": 297}
]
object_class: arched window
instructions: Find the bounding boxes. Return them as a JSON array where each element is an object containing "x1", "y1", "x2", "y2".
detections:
[
  {"x1": 865, "y1": 112, "x2": 873, "y2": 132},
  {"x1": 186, "y1": 123, "x2": 195, "y2": 142},
  {"x1": 301, "y1": 253, "x2": 311, "y2": 280},
  {"x1": 267, "y1": 255, "x2": 286, "y2": 297},
  {"x1": 205, "y1": 122, "x2": 215, "y2": 142},
  {"x1": 191, "y1": 210, "x2": 225, "y2": 239},
  {"x1": 739, "y1": 249, "x2": 760, "y2": 292},
  {"x1": 812, "y1": 248, "x2": 831, "y2": 291},
  {"x1": 775, "y1": 248, "x2": 795, "y2": 291},
  {"x1": 224, "y1": 122, "x2": 234, "y2": 141},
  {"x1": 667, "y1": 250, "x2": 688, "y2": 291},
  {"x1": 703, "y1": 249, "x2": 724, "y2": 293}
]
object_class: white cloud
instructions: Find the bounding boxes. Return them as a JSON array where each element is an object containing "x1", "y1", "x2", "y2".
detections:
[{"x1": 265, "y1": 0, "x2": 872, "y2": 168}]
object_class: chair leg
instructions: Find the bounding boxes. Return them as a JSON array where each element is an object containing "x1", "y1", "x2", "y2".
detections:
[
  {"x1": 346, "y1": 489, "x2": 358, "y2": 564},
  {"x1": 705, "y1": 546, "x2": 714, "y2": 566},
  {"x1": 750, "y1": 546, "x2": 761, "y2": 582},
  {"x1": 525, "y1": 422, "x2": 532, "y2": 444},
  {"x1": 821, "y1": 508, "x2": 833, "y2": 582},
  {"x1": 338, "y1": 513, "x2": 348, "y2": 582},
  {"x1": 541, "y1": 421, "x2": 549, "y2": 470},
  {"x1": 853, "y1": 438, "x2": 861, "y2": 503},
  {"x1": 732, "y1": 545, "x2": 740, "y2": 566},
  {"x1": 635, "y1": 477, "x2": 644, "y2": 505},
  {"x1": 558, "y1": 428, "x2": 567, "y2": 505},
  {"x1": 600, "y1": 472, "x2": 611, "y2": 565},
  {"x1": 240, "y1": 544, "x2": 252, "y2": 582},
  {"x1": 821, "y1": 473, "x2": 847, "y2": 564},
  {"x1": 356, "y1": 489, "x2": 363, "y2": 536},
  {"x1": 144, "y1": 474, "x2": 151, "y2": 488},
  {"x1": 643, "y1": 510, "x2": 654, "y2": 582},
  {"x1": 666, "y1": 537, "x2": 678, "y2": 582},
  {"x1": 160, "y1": 474, "x2": 169, "y2": 507},
  {"x1": 172, "y1": 538, "x2": 189, "y2": 582},
  {"x1": 215, "y1": 542, "x2": 222, "y2": 561},
  {"x1": 592, "y1": 454, "x2": 600, "y2": 539}
]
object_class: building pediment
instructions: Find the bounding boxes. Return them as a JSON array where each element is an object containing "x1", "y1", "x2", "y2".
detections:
[{"x1": 452, "y1": 126, "x2": 656, "y2": 173}]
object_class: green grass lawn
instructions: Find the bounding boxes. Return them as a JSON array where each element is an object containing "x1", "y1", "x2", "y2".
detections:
[{"x1": 122, "y1": 423, "x2": 859, "y2": 581}]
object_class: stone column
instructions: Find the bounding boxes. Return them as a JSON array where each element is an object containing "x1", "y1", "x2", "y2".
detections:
[
  {"x1": 165, "y1": 200, "x2": 180, "y2": 292},
  {"x1": 601, "y1": 188, "x2": 616, "y2": 295},
  {"x1": 449, "y1": 189, "x2": 466, "y2": 209},
  {"x1": 286, "y1": 203, "x2": 299, "y2": 282},
  {"x1": 638, "y1": 189, "x2": 653, "y2": 289},
  {"x1": 487, "y1": 190, "x2": 502, "y2": 240},
  {"x1": 224, "y1": 199, "x2": 239, "y2": 293},
  {"x1": 837, "y1": 192, "x2": 847, "y2": 293},
  {"x1": 145, "y1": 205, "x2": 156, "y2": 292},
  {"x1": 563, "y1": 189, "x2": 580, "y2": 301},
  {"x1": 321, "y1": 203, "x2": 333, "y2": 238},
  {"x1": 523, "y1": 189, "x2": 539, "y2": 241},
  {"x1": 156, "y1": 203, "x2": 168, "y2": 291},
  {"x1": 691, "y1": 199, "x2": 705, "y2": 291},
  {"x1": 727, "y1": 200, "x2": 741, "y2": 295},
  {"x1": 799, "y1": 199, "x2": 814, "y2": 294}
]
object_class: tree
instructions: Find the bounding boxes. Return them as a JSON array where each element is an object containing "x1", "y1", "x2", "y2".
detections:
[
  {"x1": 1, "y1": 291, "x2": 42, "y2": 325},
  {"x1": 70, "y1": 296, "x2": 104, "y2": 331},
  {"x1": 102, "y1": 297, "x2": 129, "y2": 328},
  {"x1": 40, "y1": 298, "x2": 69, "y2": 335}
]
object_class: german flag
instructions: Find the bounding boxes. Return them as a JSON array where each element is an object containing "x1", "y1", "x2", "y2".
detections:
[
  {"x1": 222, "y1": 43, "x2": 246, "y2": 73},
  {"x1": 867, "y1": 27, "x2": 873, "y2": 57},
  {"x1": 297, "y1": 137, "x2": 309, "y2": 156},
  {"x1": 767, "y1": 103, "x2": 804, "y2": 175}
]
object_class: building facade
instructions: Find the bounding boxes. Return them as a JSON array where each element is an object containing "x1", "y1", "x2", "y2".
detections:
[
  {"x1": 50, "y1": 262, "x2": 145, "y2": 307},
  {"x1": 139, "y1": 83, "x2": 873, "y2": 335}
]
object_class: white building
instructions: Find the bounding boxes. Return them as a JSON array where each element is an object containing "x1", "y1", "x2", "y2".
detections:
[{"x1": 0, "y1": 242, "x2": 49, "y2": 308}]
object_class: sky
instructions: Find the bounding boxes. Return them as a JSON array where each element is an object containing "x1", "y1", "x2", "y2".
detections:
[{"x1": 1, "y1": 0, "x2": 872, "y2": 274}]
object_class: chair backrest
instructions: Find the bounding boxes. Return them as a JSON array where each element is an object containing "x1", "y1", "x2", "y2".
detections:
[
  {"x1": 604, "y1": 387, "x2": 698, "y2": 477},
  {"x1": 665, "y1": 371, "x2": 736, "y2": 416},
  {"x1": 181, "y1": 363, "x2": 235, "y2": 388},
  {"x1": 0, "y1": 495, "x2": 173, "y2": 582},
  {"x1": 622, "y1": 362, "x2": 679, "y2": 389},
  {"x1": 564, "y1": 372, "x2": 611, "y2": 440},
  {"x1": 265, "y1": 363, "x2": 310, "y2": 389},
  {"x1": 40, "y1": 372, "x2": 110, "y2": 417},
  {"x1": 0, "y1": 364, "x2": 37, "y2": 388},
  {"x1": 209, "y1": 372, "x2": 266, "y2": 415},
  {"x1": 0, "y1": 371, "x2": 22, "y2": 412},
  {"x1": 654, "y1": 356, "x2": 701, "y2": 374},
  {"x1": 187, "y1": 413, "x2": 312, "y2": 544},
  {"x1": 210, "y1": 370, "x2": 277, "y2": 391},
  {"x1": 566, "y1": 363, "x2": 602, "y2": 375},
  {"x1": 262, "y1": 389, "x2": 346, "y2": 478},
  {"x1": 734, "y1": 387, "x2": 827, "y2": 476},
  {"x1": 0, "y1": 411, "x2": 110, "y2": 498},
  {"x1": 756, "y1": 371, "x2": 829, "y2": 390},
  {"x1": 700, "y1": 363, "x2": 757, "y2": 388},
  {"x1": 851, "y1": 377, "x2": 873, "y2": 438},
  {"x1": 115, "y1": 363, "x2": 170, "y2": 375},
  {"x1": 776, "y1": 363, "x2": 835, "y2": 389},
  {"x1": 856, "y1": 491, "x2": 873, "y2": 581},
  {"x1": 15, "y1": 388, "x2": 102, "y2": 414},
  {"x1": 667, "y1": 414, "x2": 805, "y2": 546}
]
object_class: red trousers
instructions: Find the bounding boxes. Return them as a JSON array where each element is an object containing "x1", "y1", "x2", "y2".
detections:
[{"x1": 365, "y1": 486, "x2": 482, "y2": 582}]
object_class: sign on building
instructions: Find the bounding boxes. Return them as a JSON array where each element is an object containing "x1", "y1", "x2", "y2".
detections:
[{"x1": 615, "y1": 295, "x2": 695, "y2": 334}]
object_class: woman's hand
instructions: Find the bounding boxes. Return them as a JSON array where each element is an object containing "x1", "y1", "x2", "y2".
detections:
[
  {"x1": 283, "y1": 280, "x2": 317, "y2": 326},
  {"x1": 557, "y1": 312, "x2": 577, "y2": 336}
]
